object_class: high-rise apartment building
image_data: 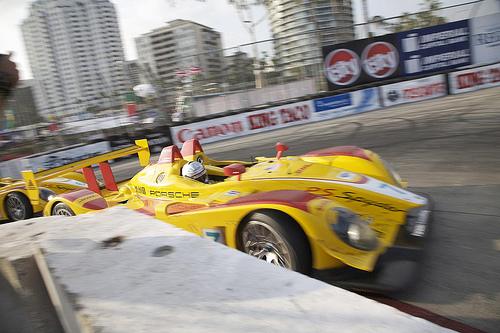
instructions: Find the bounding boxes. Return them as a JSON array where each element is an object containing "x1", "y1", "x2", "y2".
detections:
[
  {"x1": 266, "y1": 0, "x2": 355, "y2": 77},
  {"x1": 135, "y1": 19, "x2": 224, "y2": 101},
  {"x1": 22, "y1": 0, "x2": 127, "y2": 119}
]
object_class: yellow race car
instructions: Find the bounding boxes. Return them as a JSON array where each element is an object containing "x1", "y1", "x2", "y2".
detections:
[
  {"x1": 0, "y1": 170, "x2": 89, "y2": 221},
  {"x1": 38, "y1": 139, "x2": 432, "y2": 292}
]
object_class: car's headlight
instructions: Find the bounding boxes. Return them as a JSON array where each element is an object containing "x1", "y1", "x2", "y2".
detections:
[
  {"x1": 405, "y1": 206, "x2": 430, "y2": 237},
  {"x1": 329, "y1": 208, "x2": 378, "y2": 251},
  {"x1": 39, "y1": 188, "x2": 57, "y2": 202}
]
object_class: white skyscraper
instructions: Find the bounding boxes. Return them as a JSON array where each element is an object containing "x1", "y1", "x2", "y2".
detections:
[
  {"x1": 266, "y1": 0, "x2": 355, "y2": 78},
  {"x1": 22, "y1": 0, "x2": 127, "y2": 119},
  {"x1": 135, "y1": 20, "x2": 224, "y2": 96}
]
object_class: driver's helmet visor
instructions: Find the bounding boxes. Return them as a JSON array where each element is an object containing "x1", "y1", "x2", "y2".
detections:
[{"x1": 192, "y1": 169, "x2": 207, "y2": 183}]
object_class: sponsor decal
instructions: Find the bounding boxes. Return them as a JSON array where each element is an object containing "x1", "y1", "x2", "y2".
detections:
[
  {"x1": 74, "y1": 193, "x2": 101, "y2": 206},
  {"x1": 202, "y1": 228, "x2": 226, "y2": 245},
  {"x1": 42, "y1": 184, "x2": 84, "y2": 192},
  {"x1": 135, "y1": 186, "x2": 147, "y2": 195},
  {"x1": 361, "y1": 42, "x2": 399, "y2": 78},
  {"x1": 263, "y1": 164, "x2": 282, "y2": 171},
  {"x1": 166, "y1": 202, "x2": 205, "y2": 215},
  {"x1": 48, "y1": 178, "x2": 87, "y2": 187},
  {"x1": 156, "y1": 173, "x2": 166, "y2": 183},
  {"x1": 324, "y1": 49, "x2": 361, "y2": 85},
  {"x1": 224, "y1": 190, "x2": 241, "y2": 196},
  {"x1": 293, "y1": 164, "x2": 313, "y2": 175},
  {"x1": 337, "y1": 172, "x2": 356, "y2": 181}
]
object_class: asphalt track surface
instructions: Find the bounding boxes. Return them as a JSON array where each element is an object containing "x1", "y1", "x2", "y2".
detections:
[{"x1": 52, "y1": 86, "x2": 500, "y2": 332}]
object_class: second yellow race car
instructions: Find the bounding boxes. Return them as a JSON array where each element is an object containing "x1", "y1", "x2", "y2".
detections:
[
  {"x1": 38, "y1": 139, "x2": 432, "y2": 292},
  {"x1": 1, "y1": 170, "x2": 90, "y2": 222}
]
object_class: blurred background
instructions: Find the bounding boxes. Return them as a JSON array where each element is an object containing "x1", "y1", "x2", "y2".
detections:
[{"x1": 1, "y1": 0, "x2": 499, "y2": 162}]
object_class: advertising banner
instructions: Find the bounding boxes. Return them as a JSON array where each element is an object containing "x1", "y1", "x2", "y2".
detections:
[
  {"x1": 398, "y1": 20, "x2": 471, "y2": 76},
  {"x1": 380, "y1": 74, "x2": 447, "y2": 107},
  {"x1": 449, "y1": 62, "x2": 500, "y2": 94},
  {"x1": 26, "y1": 141, "x2": 112, "y2": 173},
  {"x1": 312, "y1": 87, "x2": 381, "y2": 121},
  {"x1": 322, "y1": 35, "x2": 401, "y2": 90},
  {"x1": 170, "y1": 100, "x2": 315, "y2": 146},
  {"x1": 470, "y1": 13, "x2": 500, "y2": 65},
  {"x1": 107, "y1": 127, "x2": 173, "y2": 155}
]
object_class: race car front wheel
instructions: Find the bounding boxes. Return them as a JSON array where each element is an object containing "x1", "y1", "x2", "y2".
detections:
[
  {"x1": 238, "y1": 211, "x2": 312, "y2": 275},
  {"x1": 52, "y1": 203, "x2": 75, "y2": 216},
  {"x1": 6, "y1": 192, "x2": 34, "y2": 221}
]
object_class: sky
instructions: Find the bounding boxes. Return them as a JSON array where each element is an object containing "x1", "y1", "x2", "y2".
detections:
[{"x1": 1, "y1": 0, "x2": 499, "y2": 80}]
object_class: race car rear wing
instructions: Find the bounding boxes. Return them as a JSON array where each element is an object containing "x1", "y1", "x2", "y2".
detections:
[{"x1": 21, "y1": 139, "x2": 150, "y2": 205}]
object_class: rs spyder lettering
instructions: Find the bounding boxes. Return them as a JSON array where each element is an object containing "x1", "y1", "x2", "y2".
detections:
[{"x1": 307, "y1": 187, "x2": 403, "y2": 212}]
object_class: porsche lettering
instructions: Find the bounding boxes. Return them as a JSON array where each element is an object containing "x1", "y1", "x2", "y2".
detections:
[{"x1": 149, "y1": 190, "x2": 200, "y2": 199}]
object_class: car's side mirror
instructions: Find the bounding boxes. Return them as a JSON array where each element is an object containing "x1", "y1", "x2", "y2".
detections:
[
  {"x1": 223, "y1": 163, "x2": 246, "y2": 181},
  {"x1": 276, "y1": 142, "x2": 289, "y2": 159}
]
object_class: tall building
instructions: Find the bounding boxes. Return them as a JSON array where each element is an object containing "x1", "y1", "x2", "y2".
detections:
[
  {"x1": 5, "y1": 80, "x2": 41, "y2": 128},
  {"x1": 266, "y1": 0, "x2": 355, "y2": 78},
  {"x1": 135, "y1": 19, "x2": 224, "y2": 102},
  {"x1": 21, "y1": 0, "x2": 127, "y2": 119}
]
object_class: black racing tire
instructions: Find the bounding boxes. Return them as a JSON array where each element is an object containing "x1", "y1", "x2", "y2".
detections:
[
  {"x1": 238, "y1": 210, "x2": 312, "y2": 275},
  {"x1": 5, "y1": 192, "x2": 34, "y2": 221},
  {"x1": 51, "y1": 202, "x2": 75, "y2": 216}
]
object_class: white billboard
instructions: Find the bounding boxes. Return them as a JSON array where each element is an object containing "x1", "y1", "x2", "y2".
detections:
[
  {"x1": 380, "y1": 74, "x2": 447, "y2": 107},
  {"x1": 470, "y1": 13, "x2": 500, "y2": 65},
  {"x1": 170, "y1": 100, "x2": 315, "y2": 146},
  {"x1": 449, "y1": 62, "x2": 500, "y2": 94}
]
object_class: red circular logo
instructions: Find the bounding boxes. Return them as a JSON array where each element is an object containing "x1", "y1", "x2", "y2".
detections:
[
  {"x1": 324, "y1": 49, "x2": 361, "y2": 86},
  {"x1": 361, "y1": 42, "x2": 399, "y2": 78}
]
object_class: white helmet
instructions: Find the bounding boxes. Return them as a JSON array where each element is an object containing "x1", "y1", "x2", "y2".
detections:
[{"x1": 182, "y1": 161, "x2": 208, "y2": 183}]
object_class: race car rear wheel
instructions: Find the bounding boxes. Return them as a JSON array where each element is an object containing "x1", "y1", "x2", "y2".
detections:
[
  {"x1": 238, "y1": 211, "x2": 312, "y2": 275},
  {"x1": 52, "y1": 202, "x2": 75, "y2": 216},
  {"x1": 5, "y1": 192, "x2": 34, "y2": 221}
]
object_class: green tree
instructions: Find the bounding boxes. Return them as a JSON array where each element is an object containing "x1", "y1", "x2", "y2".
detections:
[{"x1": 372, "y1": 0, "x2": 447, "y2": 33}]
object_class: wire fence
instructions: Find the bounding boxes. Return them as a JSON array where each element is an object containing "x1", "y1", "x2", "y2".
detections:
[
  {"x1": 1, "y1": 0, "x2": 493, "y2": 161},
  {"x1": 158, "y1": 0, "x2": 487, "y2": 119}
]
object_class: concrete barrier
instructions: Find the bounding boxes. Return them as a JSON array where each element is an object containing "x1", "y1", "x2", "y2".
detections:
[{"x1": 0, "y1": 206, "x2": 454, "y2": 332}]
